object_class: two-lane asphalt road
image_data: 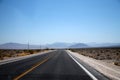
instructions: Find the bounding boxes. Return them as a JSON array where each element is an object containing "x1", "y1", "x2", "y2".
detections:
[{"x1": 0, "y1": 50, "x2": 108, "y2": 80}]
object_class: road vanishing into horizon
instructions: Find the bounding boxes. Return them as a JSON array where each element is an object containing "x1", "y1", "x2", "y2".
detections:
[{"x1": 0, "y1": 50, "x2": 108, "y2": 80}]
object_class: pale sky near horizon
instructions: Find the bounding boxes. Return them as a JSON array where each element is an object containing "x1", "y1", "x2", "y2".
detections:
[{"x1": 0, "y1": 0, "x2": 120, "y2": 44}]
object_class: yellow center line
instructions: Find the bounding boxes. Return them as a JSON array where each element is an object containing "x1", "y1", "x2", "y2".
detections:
[{"x1": 13, "y1": 57, "x2": 50, "y2": 80}]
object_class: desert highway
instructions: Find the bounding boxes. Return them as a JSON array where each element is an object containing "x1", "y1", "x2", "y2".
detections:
[{"x1": 0, "y1": 50, "x2": 108, "y2": 80}]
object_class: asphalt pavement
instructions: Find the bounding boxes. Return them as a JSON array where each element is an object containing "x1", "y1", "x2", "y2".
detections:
[{"x1": 0, "y1": 50, "x2": 108, "y2": 80}]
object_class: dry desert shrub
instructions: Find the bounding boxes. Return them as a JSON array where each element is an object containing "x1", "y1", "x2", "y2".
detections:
[
  {"x1": 0, "y1": 49, "x2": 52, "y2": 60},
  {"x1": 0, "y1": 49, "x2": 44, "y2": 60},
  {"x1": 70, "y1": 48, "x2": 120, "y2": 66}
]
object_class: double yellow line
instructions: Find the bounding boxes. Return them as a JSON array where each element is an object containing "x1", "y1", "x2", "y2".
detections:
[{"x1": 13, "y1": 57, "x2": 50, "y2": 80}]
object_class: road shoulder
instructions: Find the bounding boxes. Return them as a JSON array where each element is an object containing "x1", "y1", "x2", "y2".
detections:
[{"x1": 67, "y1": 50, "x2": 120, "y2": 80}]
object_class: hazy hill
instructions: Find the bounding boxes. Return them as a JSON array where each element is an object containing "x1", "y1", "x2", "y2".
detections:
[
  {"x1": 0, "y1": 43, "x2": 41, "y2": 49},
  {"x1": 46, "y1": 42, "x2": 74, "y2": 48},
  {"x1": 69, "y1": 43, "x2": 88, "y2": 48},
  {"x1": 87, "y1": 43, "x2": 120, "y2": 47}
]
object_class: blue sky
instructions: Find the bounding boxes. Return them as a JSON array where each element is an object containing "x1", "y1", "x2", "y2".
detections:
[{"x1": 0, "y1": 0, "x2": 120, "y2": 44}]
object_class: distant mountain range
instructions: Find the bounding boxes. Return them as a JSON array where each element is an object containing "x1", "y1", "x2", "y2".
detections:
[
  {"x1": 69, "y1": 43, "x2": 88, "y2": 48},
  {"x1": 0, "y1": 42, "x2": 120, "y2": 49},
  {"x1": 87, "y1": 42, "x2": 120, "y2": 47},
  {"x1": 45, "y1": 42, "x2": 74, "y2": 48},
  {"x1": 0, "y1": 43, "x2": 41, "y2": 49}
]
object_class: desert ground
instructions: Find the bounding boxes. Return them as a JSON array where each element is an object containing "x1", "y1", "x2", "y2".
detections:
[
  {"x1": 69, "y1": 47, "x2": 120, "y2": 66},
  {"x1": 0, "y1": 49, "x2": 52, "y2": 60}
]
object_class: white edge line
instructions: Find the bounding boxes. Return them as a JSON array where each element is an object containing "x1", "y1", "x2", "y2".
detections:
[{"x1": 67, "y1": 51, "x2": 98, "y2": 80}]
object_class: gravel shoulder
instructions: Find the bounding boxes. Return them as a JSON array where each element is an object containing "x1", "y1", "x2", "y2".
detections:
[{"x1": 68, "y1": 50, "x2": 120, "y2": 80}]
